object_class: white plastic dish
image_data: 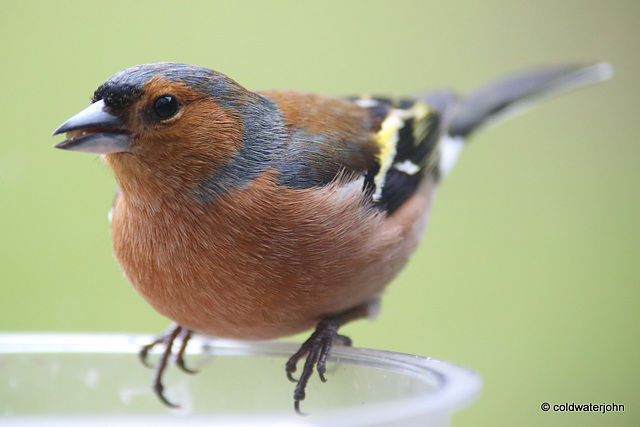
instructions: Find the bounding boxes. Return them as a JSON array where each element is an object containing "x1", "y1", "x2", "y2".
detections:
[{"x1": 0, "y1": 333, "x2": 481, "y2": 426}]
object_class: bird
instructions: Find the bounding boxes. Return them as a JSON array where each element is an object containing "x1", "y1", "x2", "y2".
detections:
[{"x1": 52, "y1": 61, "x2": 612, "y2": 413}]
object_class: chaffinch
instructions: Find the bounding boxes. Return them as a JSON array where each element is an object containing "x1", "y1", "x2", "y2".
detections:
[{"x1": 53, "y1": 62, "x2": 611, "y2": 413}]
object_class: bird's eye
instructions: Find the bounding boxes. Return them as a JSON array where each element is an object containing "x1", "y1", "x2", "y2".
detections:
[{"x1": 153, "y1": 95, "x2": 179, "y2": 119}]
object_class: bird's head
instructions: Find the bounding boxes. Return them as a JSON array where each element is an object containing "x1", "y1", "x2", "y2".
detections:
[{"x1": 53, "y1": 63, "x2": 263, "y2": 202}]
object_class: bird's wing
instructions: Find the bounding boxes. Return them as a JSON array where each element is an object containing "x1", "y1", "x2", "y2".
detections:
[
  {"x1": 256, "y1": 64, "x2": 612, "y2": 215},
  {"x1": 260, "y1": 90, "x2": 446, "y2": 215},
  {"x1": 359, "y1": 63, "x2": 614, "y2": 214},
  {"x1": 352, "y1": 96, "x2": 446, "y2": 214}
]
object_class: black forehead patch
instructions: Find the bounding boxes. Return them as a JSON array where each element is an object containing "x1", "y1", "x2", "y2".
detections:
[
  {"x1": 92, "y1": 62, "x2": 239, "y2": 109},
  {"x1": 92, "y1": 82, "x2": 140, "y2": 109}
]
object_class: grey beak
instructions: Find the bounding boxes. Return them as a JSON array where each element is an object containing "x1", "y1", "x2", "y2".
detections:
[{"x1": 53, "y1": 100, "x2": 131, "y2": 154}]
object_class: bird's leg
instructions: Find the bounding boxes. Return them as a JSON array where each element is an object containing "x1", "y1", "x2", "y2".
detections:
[
  {"x1": 138, "y1": 323, "x2": 196, "y2": 408},
  {"x1": 285, "y1": 298, "x2": 378, "y2": 415}
]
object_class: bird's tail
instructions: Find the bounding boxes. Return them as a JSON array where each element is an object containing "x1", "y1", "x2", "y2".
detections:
[
  {"x1": 429, "y1": 63, "x2": 613, "y2": 177},
  {"x1": 449, "y1": 62, "x2": 613, "y2": 138}
]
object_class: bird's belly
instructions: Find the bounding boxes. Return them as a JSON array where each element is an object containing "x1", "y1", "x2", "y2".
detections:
[{"x1": 110, "y1": 178, "x2": 434, "y2": 340}]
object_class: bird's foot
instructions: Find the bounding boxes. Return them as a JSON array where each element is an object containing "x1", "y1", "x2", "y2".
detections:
[
  {"x1": 139, "y1": 323, "x2": 196, "y2": 408},
  {"x1": 285, "y1": 317, "x2": 353, "y2": 415}
]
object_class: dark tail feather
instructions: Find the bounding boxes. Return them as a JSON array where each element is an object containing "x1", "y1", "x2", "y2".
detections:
[{"x1": 449, "y1": 63, "x2": 613, "y2": 138}]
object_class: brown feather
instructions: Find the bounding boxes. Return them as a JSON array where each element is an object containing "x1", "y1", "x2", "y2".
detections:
[
  {"x1": 259, "y1": 90, "x2": 379, "y2": 176},
  {"x1": 110, "y1": 170, "x2": 435, "y2": 339}
]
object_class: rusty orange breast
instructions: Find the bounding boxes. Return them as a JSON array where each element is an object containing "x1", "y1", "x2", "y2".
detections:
[{"x1": 110, "y1": 172, "x2": 435, "y2": 340}]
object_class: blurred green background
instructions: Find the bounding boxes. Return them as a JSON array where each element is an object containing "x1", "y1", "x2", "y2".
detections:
[{"x1": 1, "y1": 1, "x2": 638, "y2": 425}]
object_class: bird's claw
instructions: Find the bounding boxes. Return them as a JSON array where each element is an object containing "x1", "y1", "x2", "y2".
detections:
[
  {"x1": 139, "y1": 324, "x2": 195, "y2": 407},
  {"x1": 285, "y1": 317, "x2": 348, "y2": 415}
]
